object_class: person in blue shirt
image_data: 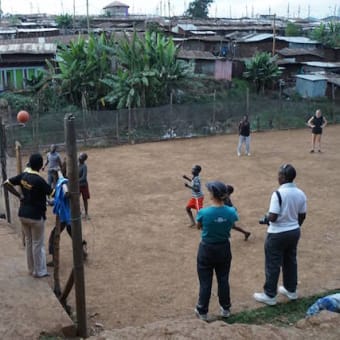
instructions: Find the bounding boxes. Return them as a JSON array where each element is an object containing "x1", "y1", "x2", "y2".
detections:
[{"x1": 194, "y1": 181, "x2": 239, "y2": 321}]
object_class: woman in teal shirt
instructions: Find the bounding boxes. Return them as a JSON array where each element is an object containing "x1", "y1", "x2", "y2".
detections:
[{"x1": 194, "y1": 181, "x2": 239, "y2": 321}]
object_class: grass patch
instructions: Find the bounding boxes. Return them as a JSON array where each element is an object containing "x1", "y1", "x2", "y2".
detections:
[{"x1": 226, "y1": 289, "x2": 340, "y2": 327}]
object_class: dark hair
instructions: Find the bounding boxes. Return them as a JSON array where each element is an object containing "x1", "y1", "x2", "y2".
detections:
[
  {"x1": 279, "y1": 164, "x2": 296, "y2": 182},
  {"x1": 226, "y1": 184, "x2": 234, "y2": 195},
  {"x1": 206, "y1": 181, "x2": 228, "y2": 200},
  {"x1": 192, "y1": 165, "x2": 201, "y2": 173},
  {"x1": 29, "y1": 153, "x2": 43, "y2": 171},
  {"x1": 79, "y1": 152, "x2": 88, "y2": 162}
]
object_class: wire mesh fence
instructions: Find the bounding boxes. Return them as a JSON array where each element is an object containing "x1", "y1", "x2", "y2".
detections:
[{"x1": 3, "y1": 92, "x2": 340, "y2": 156}]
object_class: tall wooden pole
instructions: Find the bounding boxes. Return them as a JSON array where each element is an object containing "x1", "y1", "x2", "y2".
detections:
[
  {"x1": 272, "y1": 14, "x2": 276, "y2": 56},
  {"x1": 0, "y1": 118, "x2": 10, "y2": 223},
  {"x1": 15, "y1": 141, "x2": 25, "y2": 246},
  {"x1": 64, "y1": 114, "x2": 87, "y2": 338}
]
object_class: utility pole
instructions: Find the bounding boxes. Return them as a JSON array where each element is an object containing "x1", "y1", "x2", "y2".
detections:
[
  {"x1": 287, "y1": 3, "x2": 290, "y2": 19},
  {"x1": 73, "y1": 0, "x2": 76, "y2": 29},
  {"x1": 86, "y1": 0, "x2": 90, "y2": 32},
  {"x1": 272, "y1": 14, "x2": 276, "y2": 56}
]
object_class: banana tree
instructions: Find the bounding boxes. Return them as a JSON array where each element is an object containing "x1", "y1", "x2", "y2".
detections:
[{"x1": 243, "y1": 52, "x2": 282, "y2": 94}]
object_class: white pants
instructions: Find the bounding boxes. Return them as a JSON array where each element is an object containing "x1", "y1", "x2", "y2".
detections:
[
  {"x1": 20, "y1": 217, "x2": 47, "y2": 277},
  {"x1": 237, "y1": 135, "x2": 250, "y2": 155}
]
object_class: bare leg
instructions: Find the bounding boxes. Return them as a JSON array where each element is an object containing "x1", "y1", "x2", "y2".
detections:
[
  {"x1": 316, "y1": 135, "x2": 322, "y2": 152},
  {"x1": 232, "y1": 224, "x2": 251, "y2": 241},
  {"x1": 310, "y1": 134, "x2": 317, "y2": 152},
  {"x1": 186, "y1": 208, "x2": 196, "y2": 227}
]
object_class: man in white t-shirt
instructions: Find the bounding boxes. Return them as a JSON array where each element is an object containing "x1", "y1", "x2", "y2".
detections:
[{"x1": 254, "y1": 164, "x2": 307, "y2": 305}]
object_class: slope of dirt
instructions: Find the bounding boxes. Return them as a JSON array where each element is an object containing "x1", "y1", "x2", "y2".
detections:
[{"x1": 89, "y1": 311, "x2": 340, "y2": 339}]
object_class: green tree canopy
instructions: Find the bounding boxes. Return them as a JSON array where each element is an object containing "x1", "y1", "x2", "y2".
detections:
[
  {"x1": 184, "y1": 0, "x2": 213, "y2": 18},
  {"x1": 243, "y1": 52, "x2": 282, "y2": 93},
  {"x1": 102, "y1": 31, "x2": 192, "y2": 109},
  {"x1": 285, "y1": 22, "x2": 302, "y2": 36},
  {"x1": 310, "y1": 22, "x2": 340, "y2": 48},
  {"x1": 55, "y1": 14, "x2": 73, "y2": 29}
]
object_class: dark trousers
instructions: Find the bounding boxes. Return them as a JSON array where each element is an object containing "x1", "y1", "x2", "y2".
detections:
[
  {"x1": 196, "y1": 240, "x2": 232, "y2": 314},
  {"x1": 264, "y1": 228, "x2": 300, "y2": 298},
  {"x1": 48, "y1": 222, "x2": 72, "y2": 255}
]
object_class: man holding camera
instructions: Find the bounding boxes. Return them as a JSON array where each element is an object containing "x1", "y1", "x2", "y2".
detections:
[{"x1": 254, "y1": 164, "x2": 307, "y2": 305}]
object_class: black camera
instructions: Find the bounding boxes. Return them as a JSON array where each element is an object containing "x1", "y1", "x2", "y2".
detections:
[{"x1": 259, "y1": 214, "x2": 270, "y2": 225}]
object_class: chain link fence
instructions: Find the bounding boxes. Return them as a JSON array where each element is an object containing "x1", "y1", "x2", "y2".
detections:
[
  {"x1": 3, "y1": 92, "x2": 340, "y2": 155},
  {"x1": 1, "y1": 91, "x2": 339, "y2": 222}
]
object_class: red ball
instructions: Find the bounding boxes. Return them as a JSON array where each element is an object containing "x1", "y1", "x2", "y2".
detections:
[{"x1": 17, "y1": 110, "x2": 30, "y2": 123}]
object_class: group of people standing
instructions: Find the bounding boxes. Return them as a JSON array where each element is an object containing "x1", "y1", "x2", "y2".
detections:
[
  {"x1": 236, "y1": 109, "x2": 327, "y2": 156},
  {"x1": 184, "y1": 162, "x2": 307, "y2": 321},
  {"x1": 3, "y1": 146, "x2": 90, "y2": 279}
]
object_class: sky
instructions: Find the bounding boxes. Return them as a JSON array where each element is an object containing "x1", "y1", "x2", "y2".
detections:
[{"x1": 1, "y1": 0, "x2": 339, "y2": 19}]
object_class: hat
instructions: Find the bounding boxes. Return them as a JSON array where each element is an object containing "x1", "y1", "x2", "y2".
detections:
[{"x1": 206, "y1": 181, "x2": 228, "y2": 200}]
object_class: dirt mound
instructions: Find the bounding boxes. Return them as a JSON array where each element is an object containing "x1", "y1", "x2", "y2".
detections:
[{"x1": 91, "y1": 312, "x2": 340, "y2": 339}]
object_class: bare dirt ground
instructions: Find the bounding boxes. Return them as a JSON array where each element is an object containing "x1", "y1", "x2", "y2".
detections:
[{"x1": 44, "y1": 125, "x2": 340, "y2": 335}]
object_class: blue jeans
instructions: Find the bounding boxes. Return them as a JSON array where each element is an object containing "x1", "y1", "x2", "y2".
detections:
[
  {"x1": 264, "y1": 228, "x2": 300, "y2": 298},
  {"x1": 237, "y1": 135, "x2": 250, "y2": 154},
  {"x1": 196, "y1": 240, "x2": 232, "y2": 314}
]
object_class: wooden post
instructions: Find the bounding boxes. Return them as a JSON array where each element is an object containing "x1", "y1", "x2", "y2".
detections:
[
  {"x1": 128, "y1": 105, "x2": 132, "y2": 144},
  {"x1": 246, "y1": 88, "x2": 249, "y2": 116},
  {"x1": 212, "y1": 90, "x2": 216, "y2": 125},
  {"x1": 15, "y1": 141, "x2": 25, "y2": 246},
  {"x1": 272, "y1": 14, "x2": 276, "y2": 56},
  {"x1": 64, "y1": 114, "x2": 88, "y2": 338},
  {"x1": 0, "y1": 118, "x2": 10, "y2": 223},
  {"x1": 53, "y1": 215, "x2": 62, "y2": 297},
  {"x1": 115, "y1": 112, "x2": 120, "y2": 144}
]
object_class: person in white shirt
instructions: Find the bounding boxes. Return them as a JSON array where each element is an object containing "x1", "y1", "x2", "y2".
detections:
[{"x1": 254, "y1": 164, "x2": 307, "y2": 306}]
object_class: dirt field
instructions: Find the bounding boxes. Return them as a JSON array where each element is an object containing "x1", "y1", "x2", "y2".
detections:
[{"x1": 45, "y1": 124, "x2": 340, "y2": 331}]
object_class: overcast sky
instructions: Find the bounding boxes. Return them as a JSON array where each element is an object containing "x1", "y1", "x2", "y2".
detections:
[{"x1": 2, "y1": 0, "x2": 339, "y2": 19}]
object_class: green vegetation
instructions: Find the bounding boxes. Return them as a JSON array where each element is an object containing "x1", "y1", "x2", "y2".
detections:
[
  {"x1": 102, "y1": 31, "x2": 192, "y2": 109},
  {"x1": 226, "y1": 289, "x2": 340, "y2": 327},
  {"x1": 55, "y1": 14, "x2": 73, "y2": 29},
  {"x1": 285, "y1": 22, "x2": 302, "y2": 36},
  {"x1": 184, "y1": 0, "x2": 214, "y2": 18},
  {"x1": 310, "y1": 22, "x2": 340, "y2": 48},
  {"x1": 243, "y1": 52, "x2": 282, "y2": 93}
]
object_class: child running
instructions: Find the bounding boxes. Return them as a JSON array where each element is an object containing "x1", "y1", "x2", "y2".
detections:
[
  {"x1": 183, "y1": 165, "x2": 204, "y2": 227},
  {"x1": 224, "y1": 184, "x2": 251, "y2": 241}
]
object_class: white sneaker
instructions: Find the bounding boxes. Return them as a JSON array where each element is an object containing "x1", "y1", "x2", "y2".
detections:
[
  {"x1": 278, "y1": 286, "x2": 298, "y2": 300},
  {"x1": 237, "y1": 152, "x2": 241, "y2": 157},
  {"x1": 220, "y1": 306, "x2": 230, "y2": 318},
  {"x1": 253, "y1": 292, "x2": 277, "y2": 305},
  {"x1": 247, "y1": 153, "x2": 251, "y2": 156},
  {"x1": 194, "y1": 308, "x2": 208, "y2": 321}
]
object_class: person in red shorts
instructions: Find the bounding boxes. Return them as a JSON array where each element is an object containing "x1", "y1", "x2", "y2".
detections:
[
  {"x1": 183, "y1": 165, "x2": 204, "y2": 227},
  {"x1": 79, "y1": 152, "x2": 90, "y2": 220}
]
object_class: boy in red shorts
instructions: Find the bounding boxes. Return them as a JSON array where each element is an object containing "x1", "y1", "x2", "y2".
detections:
[{"x1": 183, "y1": 165, "x2": 204, "y2": 227}]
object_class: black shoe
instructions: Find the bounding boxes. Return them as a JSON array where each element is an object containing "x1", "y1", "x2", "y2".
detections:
[{"x1": 47, "y1": 261, "x2": 54, "y2": 267}]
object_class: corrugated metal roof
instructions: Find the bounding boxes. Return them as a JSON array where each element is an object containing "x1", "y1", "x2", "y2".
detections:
[
  {"x1": 301, "y1": 61, "x2": 340, "y2": 68},
  {"x1": 238, "y1": 34, "x2": 319, "y2": 44},
  {"x1": 277, "y1": 48, "x2": 324, "y2": 58},
  {"x1": 238, "y1": 33, "x2": 273, "y2": 42},
  {"x1": 296, "y1": 74, "x2": 327, "y2": 81},
  {"x1": 277, "y1": 36, "x2": 319, "y2": 44},
  {"x1": 177, "y1": 50, "x2": 216, "y2": 60},
  {"x1": 190, "y1": 31, "x2": 216, "y2": 35},
  {"x1": 0, "y1": 43, "x2": 57, "y2": 54}
]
